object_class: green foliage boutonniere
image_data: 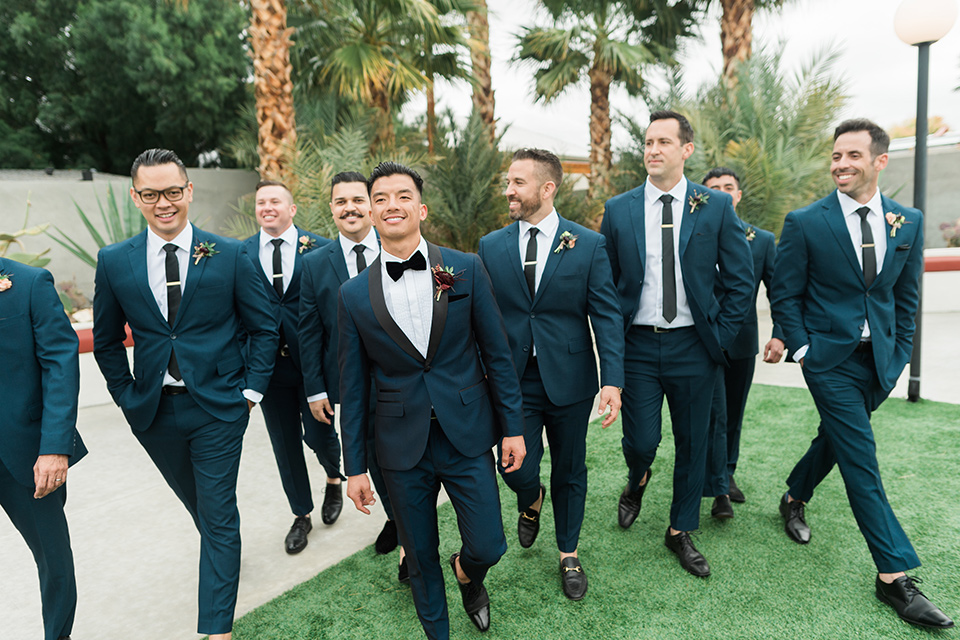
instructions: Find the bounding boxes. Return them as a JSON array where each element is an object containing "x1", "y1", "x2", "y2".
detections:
[
  {"x1": 192, "y1": 241, "x2": 220, "y2": 265},
  {"x1": 688, "y1": 191, "x2": 710, "y2": 214},
  {"x1": 553, "y1": 230, "x2": 578, "y2": 254}
]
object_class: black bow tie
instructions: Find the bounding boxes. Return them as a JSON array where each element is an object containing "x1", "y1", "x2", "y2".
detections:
[{"x1": 386, "y1": 251, "x2": 427, "y2": 281}]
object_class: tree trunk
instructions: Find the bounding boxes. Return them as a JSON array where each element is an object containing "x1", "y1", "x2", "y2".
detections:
[
  {"x1": 467, "y1": 4, "x2": 496, "y2": 141},
  {"x1": 250, "y1": 0, "x2": 297, "y2": 183},
  {"x1": 426, "y1": 81, "x2": 436, "y2": 155},
  {"x1": 369, "y1": 81, "x2": 395, "y2": 151},
  {"x1": 720, "y1": 0, "x2": 755, "y2": 88},
  {"x1": 587, "y1": 64, "x2": 612, "y2": 200}
]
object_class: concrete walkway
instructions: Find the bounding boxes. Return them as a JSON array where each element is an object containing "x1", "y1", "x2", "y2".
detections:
[{"x1": 2, "y1": 272, "x2": 956, "y2": 639}]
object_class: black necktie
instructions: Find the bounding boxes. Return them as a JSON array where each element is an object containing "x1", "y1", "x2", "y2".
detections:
[
  {"x1": 353, "y1": 244, "x2": 367, "y2": 274},
  {"x1": 271, "y1": 238, "x2": 284, "y2": 297},
  {"x1": 162, "y1": 243, "x2": 182, "y2": 381},
  {"x1": 386, "y1": 251, "x2": 427, "y2": 282},
  {"x1": 856, "y1": 207, "x2": 876, "y2": 288},
  {"x1": 660, "y1": 194, "x2": 677, "y2": 323},
  {"x1": 524, "y1": 227, "x2": 539, "y2": 298}
]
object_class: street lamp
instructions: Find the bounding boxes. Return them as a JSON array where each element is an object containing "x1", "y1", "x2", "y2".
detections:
[{"x1": 894, "y1": 0, "x2": 958, "y2": 402}]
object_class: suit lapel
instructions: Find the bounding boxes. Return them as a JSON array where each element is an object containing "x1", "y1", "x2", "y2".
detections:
[
  {"x1": 246, "y1": 234, "x2": 277, "y2": 298},
  {"x1": 679, "y1": 184, "x2": 697, "y2": 257},
  {"x1": 874, "y1": 195, "x2": 904, "y2": 288},
  {"x1": 503, "y1": 224, "x2": 531, "y2": 303},
  {"x1": 628, "y1": 187, "x2": 646, "y2": 279},
  {"x1": 176, "y1": 227, "x2": 209, "y2": 326},
  {"x1": 534, "y1": 215, "x2": 570, "y2": 306},
  {"x1": 329, "y1": 242, "x2": 350, "y2": 285},
  {"x1": 289, "y1": 228, "x2": 307, "y2": 296},
  {"x1": 424, "y1": 241, "x2": 447, "y2": 367},
  {"x1": 821, "y1": 194, "x2": 864, "y2": 285},
  {"x1": 126, "y1": 231, "x2": 169, "y2": 326},
  {"x1": 367, "y1": 254, "x2": 426, "y2": 365}
]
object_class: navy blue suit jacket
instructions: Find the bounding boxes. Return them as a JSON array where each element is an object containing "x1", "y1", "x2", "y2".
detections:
[
  {"x1": 93, "y1": 226, "x2": 279, "y2": 431},
  {"x1": 771, "y1": 192, "x2": 923, "y2": 391},
  {"x1": 337, "y1": 242, "x2": 524, "y2": 474},
  {"x1": 478, "y1": 215, "x2": 624, "y2": 406},
  {"x1": 725, "y1": 222, "x2": 784, "y2": 360},
  {"x1": 241, "y1": 228, "x2": 330, "y2": 373},
  {"x1": 600, "y1": 181, "x2": 755, "y2": 365},
  {"x1": 0, "y1": 259, "x2": 86, "y2": 487}
]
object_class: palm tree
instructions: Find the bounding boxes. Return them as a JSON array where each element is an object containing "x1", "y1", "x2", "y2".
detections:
[
  {"x1": 517, "y1": 0, "x2": 700, "y2": 197},
  {"x1": 466, "y1": 2, "x2": 496, "y2": 139},
  {"x1": 716, "y1": 0, "x2": 788, "y2": 87}
]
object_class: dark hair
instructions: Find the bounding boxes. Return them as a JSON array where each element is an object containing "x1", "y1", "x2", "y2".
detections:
[
  {"x1": 331, "y1": 171, "x2": 368, "y2": 198},
  {"x1": 649, "y1": 110, "x2": 694, "y2": 145},
  {"x1": 367, "y1": 162, "x2": 423, "y2": 196},
  {"x1": 131, "y1": 148, "x2": 188, "y2": 181},
  {"x1": 834, "y1": 118, "x2": 890, "y2": 157},
  {"x1": 256, "y1": 179, "x2": 290, "y2": 192},
  {"x1": 703, "y1": 167, "x2": 740, "y2": 189},
  {"x1": 512, "y1": 148, "x2": 563, "y2": 188}
]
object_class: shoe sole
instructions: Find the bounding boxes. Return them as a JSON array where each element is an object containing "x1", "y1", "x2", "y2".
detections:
[
  {"x1": 875, "y1": 592, "x2": 956, "y2": 629},
  {"x1": 712, "y1": 511, "x2": 734, "y2": 519}
]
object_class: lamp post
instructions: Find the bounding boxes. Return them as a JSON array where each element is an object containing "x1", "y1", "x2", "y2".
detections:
[{"x1": 894, "y1": 0, "x2": 958, "y2": 402}]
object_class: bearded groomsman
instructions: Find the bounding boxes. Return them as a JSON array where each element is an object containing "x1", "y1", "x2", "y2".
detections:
[
  {"x1": 600, "y1": 111, "x2": 753, "y2": 577},
  {"x1": 478, "y1": 149, "x2": 623, "y2": 600},
  {"x1": 93, "y1": 148, "x2": 278, "y2": 639},
  {"x1": 0, "y1": 258, "x2": 86, "y2": 640},
  {"x1": 298, "y1": 171, "x2": 404, "y2": 574},
  {"x1": 771, "y1": 119, "x2": 952, "y2": 628},
  {"x1": 242, "y1": 180, "x2": 345, "y2": 555},
  {"x1": 339, "y1": 162, "x2": 525, "y2": 640},
  {"x1": 700, "y1": 167, "x2": 784, "y2": 518}
]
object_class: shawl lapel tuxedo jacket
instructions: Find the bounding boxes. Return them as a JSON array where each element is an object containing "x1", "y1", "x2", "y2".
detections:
[
  {"x1": 600, "y1": 181, "x2": 755, "y2": 364},
  {"x1": 771, "y1": 192, "x2": 924, "y2": 391},
  {"x1": 337, "y1": 242, "x2": 524, "y2": 474},
  {"x1": 93, "y1": 227, "x2": 278, "y2": 430},
  {"x1": 477, "y1": 215, "x2": 624, "y2": 405},
  {"x1": 240, "y1": 228, "x2": 329, "y2": 371},
  {"x1": 0, "y1": 259, "x2": 86, "y2": 486}
]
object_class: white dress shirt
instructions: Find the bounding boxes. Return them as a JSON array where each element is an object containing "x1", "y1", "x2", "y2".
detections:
[
  {"x1": 518, "y1": 208, "x2": 560, "y2": 293},
  {"x1": 792, "y1": 189, "x2": 887, "y2": 363},
  {"x1": 381, "y1": 236, "x2": 433, "y2": 357},
  {"x1": 339, "y1": 228, "x2": 380, "y2": 279},
  {"x1": 633, "y1": 177, "x2": 695, "y2": 328},
  {"x1": 146, "y1": 224, "x2": 192, "y2": 388},
  {"x1": 258, "y1": 224, "x2": 299, "y2": 294}
]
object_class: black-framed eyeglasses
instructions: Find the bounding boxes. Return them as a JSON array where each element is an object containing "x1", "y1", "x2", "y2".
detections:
[{"x1": 135, "y1": 184, "x2": 188, "y2": 204}]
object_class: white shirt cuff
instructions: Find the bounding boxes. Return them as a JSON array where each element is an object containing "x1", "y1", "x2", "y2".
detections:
[
  {"x1": 306, "y1": 392, "x2": 328, "y2": 403},
  {"x1": 792, "y1": 344, "x2": 809, "y2": 363},
  {"x1": 242, "y1": 389, "x2": 264, "y2": 404}
]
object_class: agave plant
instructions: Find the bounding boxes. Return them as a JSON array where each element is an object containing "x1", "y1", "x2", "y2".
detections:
[{"x1": 1, "y1": 199, "x2": 51, "y2": 268}]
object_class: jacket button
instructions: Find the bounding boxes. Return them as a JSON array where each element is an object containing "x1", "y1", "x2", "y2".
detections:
[
  {"x1": 866, "y1": 292, "x2": 871, "y2": 298},
  {"x1": 171, "y1": 334, "x2": 177, "y2": 340},
  {"x1": 424, "y1": 365, "x2": 431, "y2": 372},
  {"x1": 522, "y1": 346, "x2": 529, "y2": 352},
  {"x1": 858, "y1": 324, "x2": 864, "y2": 331},
  {"x1": 530, "y1": 313, "x2": 536, "y2": 318}
]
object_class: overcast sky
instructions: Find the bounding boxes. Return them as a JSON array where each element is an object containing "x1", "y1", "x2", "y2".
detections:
[{"x1": 403, "y1": 0, "x2": 960, "y2": 157}]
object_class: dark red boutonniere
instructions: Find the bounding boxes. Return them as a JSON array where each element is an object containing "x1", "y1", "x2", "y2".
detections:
[
  {"x1": 431, "y1": 264, "x2": 466, "y2": 301},
  {"x1": 745, "y1": 226, "x2": 756, "y2": 242},
  {"x1": 298, "y1": 235, "x2": 316, "y2": 254},
  {"x1": 192, "y1": 241, "x2": 220, "y2": 265},
  {"x1": 688, "y1": 190, "x2": 710, "y2": 214},
  {"x1": 553, "y1": 230, "x2": 578, "y2": 254},
  {"x1": 885, "y1": 211, "x2": 909, "y2": 238},
  {"x1": 0, "y1": 273, "x2": 11, "y2": 292}
]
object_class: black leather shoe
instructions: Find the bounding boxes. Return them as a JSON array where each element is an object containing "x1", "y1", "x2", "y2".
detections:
[
  {"x1": 375, "y1": 519, "x2": 399, "y2": 555},
  {"x1": 559, "y1": 557, "x2": 588, "y2": 600},
  {"x1": 779, "y1": 494, "x2": 810, "y2": 544},
  {"x1": 449, "y1": 553, "x2": 490, "y2": 632},
  {"x1": 876, "y1": 576, "x2": 954, "y2": 628},
  {"x1": 664, "y1": 528, "x2": 710, "y2": 577},
  {"x1": 711, "y1": 495, "x2": 734, "y2": 519},
  {"x1": 617, "y1": 469, "x2": 651, "y2": 529},
  {"x1": 728, "y1": 475, "x2": 745, "y2": 503},
  {"x1": 518, "y1": 483, "x2": 545, "y2": 548},
  {"x1": 321, "y1": 483, "x2": 343, "y2": 525},
  {"x1": 398, "y1": 555, "x2": 410, "y2": 584},
  {"x1": 284, "y1": 515, "x2": 312, "y2": 554}
]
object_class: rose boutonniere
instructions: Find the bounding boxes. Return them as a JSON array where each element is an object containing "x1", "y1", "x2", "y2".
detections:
[
  {"x1": 0, "y1": 273, "x2": 11, "y2": 292},
  {"x1": 431, "y1": 264, "x2": 466, "y2": 301},
  {"x1": 192, "y1": 241, "x2": 220, "y2": 265},
  {"x1": 688, "y1": 190, "x2": 710, "y2": 214},
  {"x1": 745, "y1": 226, "x2": 756, "y2": 242},
  {"x1": 885, "y1": 212, "x2": 909, "y2": 238},
  {"x1": 298, "y1": 235, "x2": 316, "y2": 254},
  {"x1": 553, "y1": 230, "x2": 578, "y2": 254}
]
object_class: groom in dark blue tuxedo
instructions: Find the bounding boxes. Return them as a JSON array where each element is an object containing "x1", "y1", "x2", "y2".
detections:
[
  {"x1": 0, "y1": 258, "x2": 86, "y2": 640},
  {"x1": 241, "y1": 180, "x2": 345, "y2": 556},
  {"x1": 338, "y1": 162, "x2": 526, "y2": 640},
  {"x1": 772, "y1": 119, "x2": 952, "y2": 629},
  {"x1": 600, "y1": 111, "x2": 754, "y2": 577},
  {"x1": 479, "y1": 149, "x2": 624, "y2": 600},
  {"x1": 93, "y1": 149, "x2": 278, "y2": 639}
]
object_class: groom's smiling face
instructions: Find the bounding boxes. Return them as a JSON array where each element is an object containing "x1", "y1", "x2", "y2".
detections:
[{"x1": 369, "y1": 173, "x2": 427, "y2": 241}]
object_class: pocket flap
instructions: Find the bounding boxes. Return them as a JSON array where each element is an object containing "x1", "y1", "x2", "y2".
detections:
[
  {"x1": 568, "y1": 335, "x2": 593, "y2": 353},
  {"x1": 459, "y1": 379, "x2": 490, "y2": 405},
  {"x1": 377, "y1": 389, "x2": 402, "y2": 402}
]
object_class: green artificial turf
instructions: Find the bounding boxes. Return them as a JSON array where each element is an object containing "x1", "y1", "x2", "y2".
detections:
[{"x1": 231, "y1": 384, "x2": 960, "y2": 639}]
